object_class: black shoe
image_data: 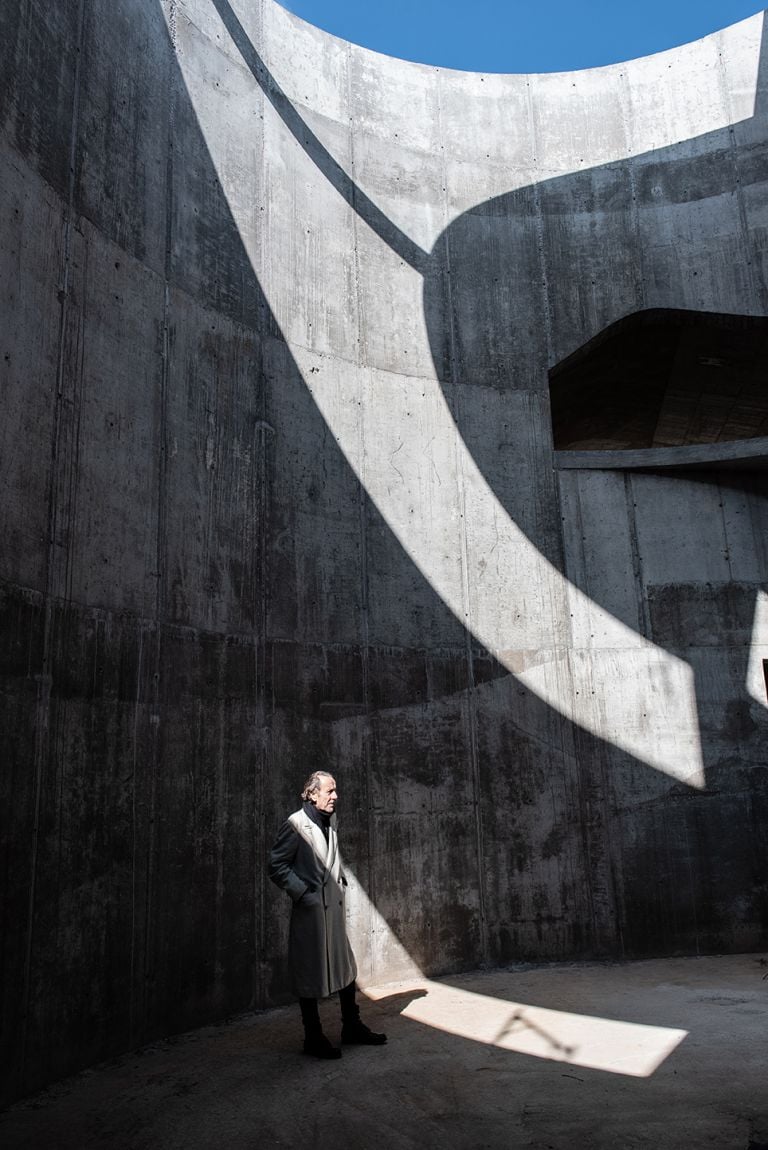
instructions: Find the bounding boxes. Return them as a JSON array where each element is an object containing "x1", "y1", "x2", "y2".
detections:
[
  {"x1": 303, "y1": 1032, "x2": 342, "y2": 1059},
  {"x1": 341, "y1": 1020, "x2": 387, "y2": 1046}
]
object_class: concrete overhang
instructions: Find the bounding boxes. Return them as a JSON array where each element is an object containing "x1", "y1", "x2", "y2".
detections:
[{"x1": 555, "y1": 436, "x2": 768, "y2": 471}]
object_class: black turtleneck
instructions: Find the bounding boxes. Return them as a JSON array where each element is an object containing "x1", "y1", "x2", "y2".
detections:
[{"x1": 303, "y1": 799, "x2": 331, "y2": 841}]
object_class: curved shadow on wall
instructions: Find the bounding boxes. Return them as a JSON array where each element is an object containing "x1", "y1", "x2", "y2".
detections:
[
  {"x1": 211, "y1": 0, "x2": 768, "y2": 712},
  {"x1": 203, "y1": 2, "x2": 768, "y2": 970}
]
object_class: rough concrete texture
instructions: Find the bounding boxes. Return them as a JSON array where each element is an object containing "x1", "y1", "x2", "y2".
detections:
[
  {"x1": 2, "y1": 0, "x2": 768, "y2": 1104},
  {"x1": 2, "y1": 956, "x2": 768, "y2": 1149}
]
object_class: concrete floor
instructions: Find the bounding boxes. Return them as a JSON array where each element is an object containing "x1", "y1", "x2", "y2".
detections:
[{"x1": 3, "y1": 955, "x2": 768, "y2": 1150}]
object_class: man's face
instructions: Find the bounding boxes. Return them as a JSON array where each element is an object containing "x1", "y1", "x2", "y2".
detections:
[{"x1": 312, "y1": 776, "x2": 337, "y2": 814}]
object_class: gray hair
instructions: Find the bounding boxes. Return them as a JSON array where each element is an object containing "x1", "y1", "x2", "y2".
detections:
[{"x1": 301, "y1": 770, "x2": 335, "y2": 802}]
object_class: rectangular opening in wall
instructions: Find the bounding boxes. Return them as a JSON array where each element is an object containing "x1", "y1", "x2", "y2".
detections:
[{"x1": 764, "y1": 660, "x2": 768, "y2": 703}]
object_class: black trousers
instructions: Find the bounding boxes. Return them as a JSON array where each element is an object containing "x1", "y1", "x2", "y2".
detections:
[{"x1": 299, "y1": 982, "x2": 357, "y2": 1032}]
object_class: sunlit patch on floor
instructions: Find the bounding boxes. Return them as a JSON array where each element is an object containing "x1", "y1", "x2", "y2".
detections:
[{"x1": 365, "y1": 979, "x2": 688, "y2": 1078}]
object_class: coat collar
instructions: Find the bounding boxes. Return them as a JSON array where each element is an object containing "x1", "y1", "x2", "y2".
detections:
[{"x1": 295, "y1": 807, "x2": 337, "y2": 871}]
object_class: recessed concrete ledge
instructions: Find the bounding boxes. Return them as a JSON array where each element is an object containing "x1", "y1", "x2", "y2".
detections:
[
  {"x1": 2, "y1": 954, "x2": 767, "y2": 1150},
  {"x1": 555, "y1": 437, "x2": 768, "y2": 471}
]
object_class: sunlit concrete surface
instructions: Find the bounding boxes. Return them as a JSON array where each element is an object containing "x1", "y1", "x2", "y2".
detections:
[
  {"x1": 2, "y1": 955, "x2": 767, "y2": 1150},
  {"x1": 370, "y1": 982, "x2": 687, "y2": 1077},
  {"x1": 748, "y1": 591, "x2": 768, "y2": 709}
]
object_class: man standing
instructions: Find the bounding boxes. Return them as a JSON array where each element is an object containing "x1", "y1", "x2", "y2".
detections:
[{"x1": 268, "y1": 771, "x2": 387, "y2": 1059}]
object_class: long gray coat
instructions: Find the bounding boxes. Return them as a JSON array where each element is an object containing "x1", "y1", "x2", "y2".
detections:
[{"x1": 268, "y1": 808, "x2": 357, "y2": 998}]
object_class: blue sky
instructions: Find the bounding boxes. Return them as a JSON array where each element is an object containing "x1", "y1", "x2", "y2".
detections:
[{"x1": 276, "y1": 1, "x2": 764, "y2": 73}]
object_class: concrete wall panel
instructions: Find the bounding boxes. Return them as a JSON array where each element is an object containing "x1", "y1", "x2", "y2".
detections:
[
  {"x1": 437, "y1": 70, "x2": 533, "y2": 173},
  {"x1": 0, "y1": 152, "x2": 64, "y2": 591},
  {"x1": 16, "y1": 605, "x2": 156, "y2": 1098},
  {"x1": 474, "y1": 673, "x2": 590, "y2": 962},
  {"x1": 345, "y1": 36, "x2": 442, "y2": 156},
  {"x1": 261, "y1": 108, "x2": 360, "y2": 359},
  {"x1": 530, "y1": 67, "x2": 627, "y2": 176},
  {"x1": 63, "y1": 225, "x2": 162, "y2": 615},
  {"x1": 444, "y1": 191, "x2": 546, "y2": 389},
  {"x1": 264, "y1": 339, "x2": 365, "y2": 646},
  {"x1": 264, "y1": 0, "x2": 350, "y2": 125},
  {"x1": 169, "y1": 16, "x2": 265, "y2": 330},
  {"x1": 0, "y1": 590, "x2": 45, "y2": 1098},
  {"x1": 457, "y1": 389, "x2": 570, "y2": 651},
  {"x1": 146, "y1": 630, "x2": 261, "y2": 1036},
  {"x1": 76, "y1": 0, "x2": 170, "y2": 271},
  {"x1": 0, "y1": 0, "x2": 80, "y2": 199},
  {"x1": 361, "y1": 367, "x2": 469, "y2": 651},
  {"x1": 558, "y1": 470, "x2": 644, "y2": 642},
  {"x1": 163, "y1": 293, "x2": 263, "y2": 633},
  {"x1": 352, "y1": 138, "x2": 444, "y2": 377},
  {"x1": 540, "y1": 163, "x2": 644, "y2": 359},
  {"x1": 631, "y1": 473, "x2": 733, "y2": 587},
  {"x1": 622, "y1": 31, "x2": 728, "y2": 155},
  {"x1": 721, "y1": 480, "x2": 768, "y2": 582}
]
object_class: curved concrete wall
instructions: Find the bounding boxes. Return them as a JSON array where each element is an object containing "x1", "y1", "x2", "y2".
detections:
[{"x1": 2, "y1": 0, "x2": 767, "y2": 1100}]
